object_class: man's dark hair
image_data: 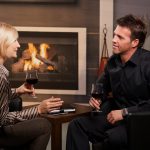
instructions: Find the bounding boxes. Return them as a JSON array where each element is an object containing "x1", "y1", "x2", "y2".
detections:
[{"x1": 116, "y1": 14, "x2": 147, "y2": 48}]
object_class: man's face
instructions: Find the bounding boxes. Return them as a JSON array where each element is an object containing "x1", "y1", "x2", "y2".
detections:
[{"x1": 112, "y1": 25, "x2": 133, "y2": 55}]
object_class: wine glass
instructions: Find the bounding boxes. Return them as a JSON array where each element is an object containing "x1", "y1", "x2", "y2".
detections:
[
  {"x1": 25, "y1": 70, "x2": 38, "y2": 98},
  {"x1": 91, "y1": 83, "x2": 104, "y2": 112}
]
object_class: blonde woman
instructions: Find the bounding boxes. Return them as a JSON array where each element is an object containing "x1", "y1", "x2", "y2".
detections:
[{"x1": 0, "y1": 22, "x2": 63, "y2": 150}]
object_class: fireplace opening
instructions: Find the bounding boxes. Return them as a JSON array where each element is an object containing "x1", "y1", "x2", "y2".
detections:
[{"x1": 5, "y1": 27, "x2": 86, "y2": 95}]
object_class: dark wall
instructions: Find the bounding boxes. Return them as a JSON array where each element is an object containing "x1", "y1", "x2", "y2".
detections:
[
  {"x1": 0, "y1": 0, "x2": 100, "y2": 103},
  {"x1": 114, "y1": 0, "x2": 150, "y2": 53}
]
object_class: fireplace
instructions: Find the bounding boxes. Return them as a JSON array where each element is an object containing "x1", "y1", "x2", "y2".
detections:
[{"x1": 6, "y1": 27, "x2": 86, "y2": 95}]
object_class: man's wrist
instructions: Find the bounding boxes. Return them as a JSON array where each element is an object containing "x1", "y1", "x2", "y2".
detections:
[{"x1": 121, "y1": 108, "x2": 129, "y2": 118}]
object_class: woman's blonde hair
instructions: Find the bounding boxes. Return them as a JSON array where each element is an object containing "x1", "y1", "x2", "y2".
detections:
[{"x1": 0, "y1": 22, "x2": 18, "y2": 58}]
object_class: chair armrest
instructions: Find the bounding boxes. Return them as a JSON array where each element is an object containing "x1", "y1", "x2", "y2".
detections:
[
  {"x1": 9, "y1": 97, "x2": 22, "y2": 112},
  {"x1": 127, "y1": 112, "x2": 150, "y2": 150}
]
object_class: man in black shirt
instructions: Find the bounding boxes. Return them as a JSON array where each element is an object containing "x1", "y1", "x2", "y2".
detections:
[{"x1": 66, "y1": 14, "x2": 150, "y2": 150}]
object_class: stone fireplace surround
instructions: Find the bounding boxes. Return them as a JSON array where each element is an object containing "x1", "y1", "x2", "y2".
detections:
[{"x1": 9, "y1": 27, "x2": 86, "y2": 95}]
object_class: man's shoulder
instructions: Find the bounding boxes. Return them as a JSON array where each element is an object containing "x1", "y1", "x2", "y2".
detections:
[
  {"x1": 137, "y1": 49, "x2": 150, "y2": 70},
  {"x1": 140, "y1": 48, "x2": 150, "y2": 59},
  {"x1": 140, "y1": 48, "x2": 150, "y2": 53}
]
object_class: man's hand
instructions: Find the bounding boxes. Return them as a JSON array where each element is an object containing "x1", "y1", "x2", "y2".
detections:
[
  {"x1": 107, "y1": 110, "x2": 123, "y2": 124},
  {"x1": 89, "y1": 97, "x2": 101, "y2": 110},
  {"x1": 37, "y1": 97, "x2": 64, "y2": 114}
]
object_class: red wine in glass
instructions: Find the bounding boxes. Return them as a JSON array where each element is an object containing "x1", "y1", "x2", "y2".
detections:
[
  {"x1": 91, "y1": 83, "x2": 103, "y2": 112},
  {"x1": 91, "y1": 93, "x2": 101, "y2": 99},
  {"x1": 26, "y1": 78, "x2": 38, "y2": 85},
  {"x1": 91, "y1": 83, "x2": 103, "y2": 98},
  {"x1": 25, "y1": 70, "x2": 38, "y2": 98}
]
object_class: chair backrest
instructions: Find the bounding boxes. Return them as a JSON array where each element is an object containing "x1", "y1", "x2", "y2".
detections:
[{"x1": 127, "y1": 112, "x2": 150, "y2": 150}]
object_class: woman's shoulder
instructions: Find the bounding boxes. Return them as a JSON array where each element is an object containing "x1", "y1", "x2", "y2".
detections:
[{"x1": 0, "y1": 65, "x2": 9, "y2": 81}]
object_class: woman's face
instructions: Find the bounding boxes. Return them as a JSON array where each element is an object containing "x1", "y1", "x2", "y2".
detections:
[{"x1": 6, "y1": 40, "x2": 20, "y2": 58}]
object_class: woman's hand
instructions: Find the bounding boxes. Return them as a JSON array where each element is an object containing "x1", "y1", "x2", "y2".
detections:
[
  {"x1": 16, "y1": 83, "x2": 35, "y2": 95},
  {"x1": 37, "y1": 97, "x2": 64, "y2": 114}
]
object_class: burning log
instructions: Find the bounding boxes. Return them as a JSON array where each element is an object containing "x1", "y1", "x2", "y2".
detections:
[
  {"x1": 22, "y1": 49, "x2": 31, "y2": 60},
  {"x1": 12, "y1": 58, "x2": 25, "y2": 73},
  {"x1": 36, "y1": 54, "x2": 57, "y2": 68},
  {"x1": 12, "y1": 49, "x2": 31, "y2": 73}
]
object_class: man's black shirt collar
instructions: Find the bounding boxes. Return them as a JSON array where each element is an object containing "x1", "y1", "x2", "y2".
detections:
[{"x1": 114, "y1": 48, "x2": 142, "y2": 68}]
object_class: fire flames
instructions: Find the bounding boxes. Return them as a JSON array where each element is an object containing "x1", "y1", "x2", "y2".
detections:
[
  {"x1": 24, "y1": 43, "x2": 50, "y2": 71},
  {"x1": 12, "y1": 42, "x2": 56, "y2": 73}
]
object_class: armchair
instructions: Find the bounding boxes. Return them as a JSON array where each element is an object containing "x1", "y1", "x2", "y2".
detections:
[
  {"x1": 9, "y1": 97, "x2": 22, "y2": 112},
  {"x1": 92, "y1": 112, "x2": 150, "y2": 150},
  {"x1": 127, "y1": 112, "x2": 150, "y2": 150},
  {"x1": 0, "y1": 97, "x2": 23, "y2": 150}
]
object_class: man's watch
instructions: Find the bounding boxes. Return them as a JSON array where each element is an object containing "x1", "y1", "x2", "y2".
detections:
[{"x1": 122, "y1": 108, "x2": 129, "y2": 118}]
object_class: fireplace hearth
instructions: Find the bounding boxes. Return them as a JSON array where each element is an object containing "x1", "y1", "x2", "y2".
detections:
[{"x1": 5, "y1": 27, "x2": 86, "y2": 95}]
